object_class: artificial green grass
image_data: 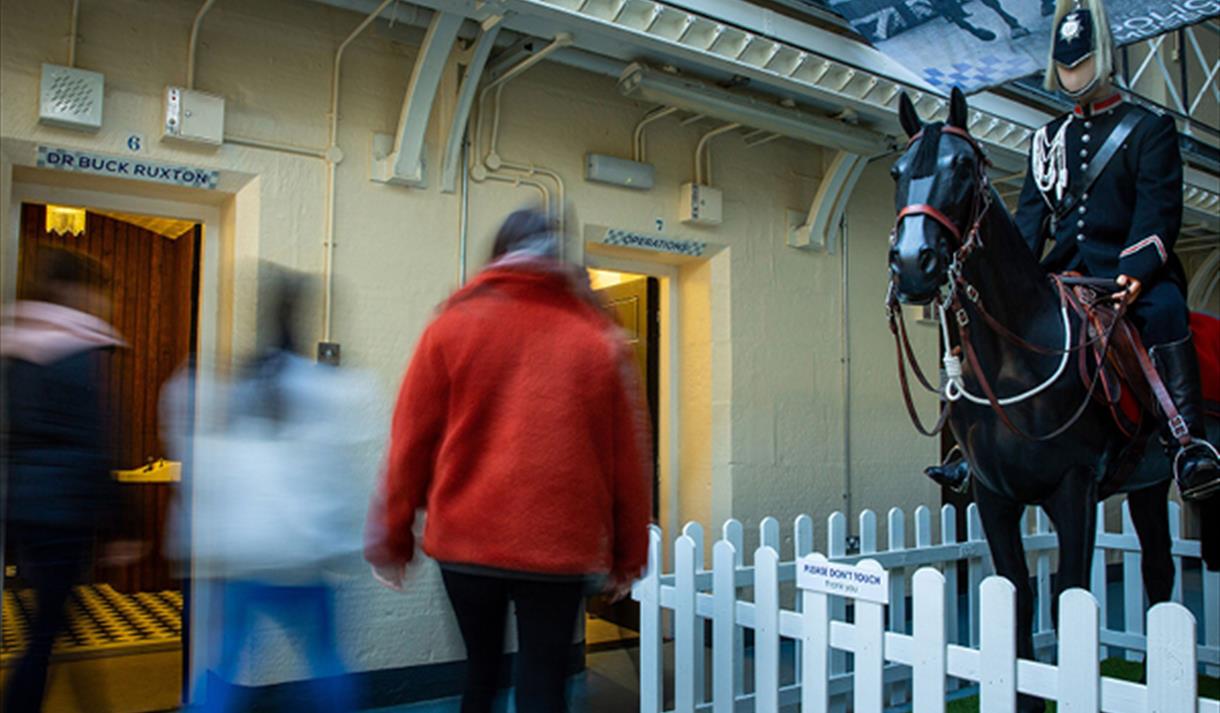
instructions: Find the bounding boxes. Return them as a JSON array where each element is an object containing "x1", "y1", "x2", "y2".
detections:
[{"x1": 944, "y1": 658, "x2": 1220, "y2": 712}]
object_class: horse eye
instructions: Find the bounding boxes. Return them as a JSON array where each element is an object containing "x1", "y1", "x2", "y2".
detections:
[{"x1": 890, "y1": 163, "x2": 901, "y2": 180}]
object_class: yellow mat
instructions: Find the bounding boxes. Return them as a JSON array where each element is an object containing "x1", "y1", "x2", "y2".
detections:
[{"x1": 2, "y1": 584, "x2": 181, "y2": 661}]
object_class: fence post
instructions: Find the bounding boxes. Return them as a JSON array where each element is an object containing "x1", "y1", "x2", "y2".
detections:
[
  {"x1": 676, "y1": 535, "x2": 698, "y2": 713},
  {"x1": 638, "y1": 525, "x2": 663, "y2": 713},
  {"x1": 979, "y1": 576, "x2": 1017, "y2": 713},
  {"x1": 755, "y1": 545, "x2": 781, "y2": 713},
  {"x1": 859, "y1": 509, "x2": 877, "y2": 556},
  {"x1": 801, "y1": 553, "x2": 831, "y2": 713},
  {"x1": 1122, "y1": 501, "x2": 1145, "y2": 662},
  {"x1": 912, "y1": 567, "x2": 946, "y2": 713},
  {"x1": 794, "y1": 514, "x2": 815, "y2": 683},
  {"x1": 713, "y1": 539, "x2": 737, "y2": 713},
  {"x1": 827, "y1": 511, "x2": 848, "y2": 713},
  {"x1": 967, "y1": 503, "x2": 986, "y2": 648},
  {"x1": 940, "y1": 504, "x2": 960, "y2": 646},
  {"x1": 1147, "y1": 602, "x2": 1197, "y2": 711},
  {"x1": 887, "y1": 508, "x2": 909, "y2": 707},
  {"x1": 1167, "y1": 501, "x2": 1182, "y2": 604},
  {"x1": 854, "y1": 559, "x2": 885, "y2": 713},
  {"x1": 760, "y1": 516, "x2": 781, "y2": 553},
  {"x1": 1057, "y1": 589, "x2": 1100, "y2": 712},
  {"x1": 1205, "y1": 555, "x2": 1219, "y2": 677},
  {"x1": 1089, "y1": 502, "x2": 1107, "y2": 660},
  {"x1": 683, "y1": 521, "x2": 706, "y2": 704},
  {"x1": 723, "y1": 518, "x2": 745, "y2": 696}
]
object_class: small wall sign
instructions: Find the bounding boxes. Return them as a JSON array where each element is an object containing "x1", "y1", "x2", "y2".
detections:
[
  {"x1": 37, "y1": 145, "x2": 219, "y2": 190},
  {"x1": 798, "y1": 555, "x2": 890, "y2": 604},
  {"x1": 602, "y1": 228, "x2": 706, "y2": 257},
  {"x1": 124, "y1": 133, "x2": 146, "y2": 153}
]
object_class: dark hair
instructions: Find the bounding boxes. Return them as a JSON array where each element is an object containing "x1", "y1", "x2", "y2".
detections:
[
  {"x1": 490, "y1": 208, "x2": 556, "y2": 261},
  {"x1": 31, "y1": 247, "x2": 109, "y2": 303},
  {"x1": 258, "y1": 262, "x2": 312, "y2": 356}
]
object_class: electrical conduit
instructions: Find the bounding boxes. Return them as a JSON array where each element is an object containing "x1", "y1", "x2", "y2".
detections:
[{"x1": 322, "y1": 0, "x2": 395, "y2": 342}]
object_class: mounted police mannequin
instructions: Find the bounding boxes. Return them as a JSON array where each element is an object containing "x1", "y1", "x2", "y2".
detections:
[{"x1": 1013, "y1": 0, "x2": 1220, "y2": 501}]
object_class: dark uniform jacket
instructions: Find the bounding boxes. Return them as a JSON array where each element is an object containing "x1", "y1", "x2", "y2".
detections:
[{"x1": 1014, "y1": 94, "x2": 1186, "y2": 289}]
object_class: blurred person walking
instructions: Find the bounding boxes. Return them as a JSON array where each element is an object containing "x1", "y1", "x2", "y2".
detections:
[
  {"x1": 365, "y1": 207, "x2": 654, "y2": 713},
  {"x1": 163, "y1": 264, "x2": 375, "y2": 712},
  {"x1": 1, "y1": 249, "x2": 127, "y2": 713}
]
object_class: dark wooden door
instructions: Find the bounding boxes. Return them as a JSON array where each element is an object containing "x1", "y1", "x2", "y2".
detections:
[{"x1": 15, "y1": 203, "x2": 199, "y2": 593}]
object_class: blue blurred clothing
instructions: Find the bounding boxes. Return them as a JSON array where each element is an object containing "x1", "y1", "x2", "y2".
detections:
[{"x1": 199, "y1": 580, "x2": 354, "y2": 713}]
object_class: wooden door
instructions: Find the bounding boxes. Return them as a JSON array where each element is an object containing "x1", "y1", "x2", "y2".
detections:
[
  {"x1": 15, "y1": 203, "x2": 199, "y2": 593},
  {"x1": 588, "y1": 275, "x2": 659, "y2": 637}
]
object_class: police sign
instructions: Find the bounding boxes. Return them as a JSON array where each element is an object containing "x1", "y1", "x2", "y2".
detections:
[
  {"x1": 797, "y1": 554, "x2": 889, "y2": 604},
  {"x1": 38, "y1": 146, "x2": 219, "y2": 190}
]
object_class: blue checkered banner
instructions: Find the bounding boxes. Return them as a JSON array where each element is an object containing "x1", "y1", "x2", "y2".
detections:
[{"x1": 789, "y1": 1, "x2": 1219, "y2": 93}]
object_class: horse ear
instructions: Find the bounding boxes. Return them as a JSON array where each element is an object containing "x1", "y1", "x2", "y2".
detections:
[
  {"x1": 898, "y1": 92, "x2": 922, "y2": 138},
  {"x1": 948, "y1": 86, "x2": 968, "y2": 129}
]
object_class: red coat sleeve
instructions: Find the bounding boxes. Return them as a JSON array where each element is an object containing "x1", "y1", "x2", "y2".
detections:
[
  {"x1": 609, "y1": 341, "x2": 654, "y2": 580},
  {"x1": 365, "y1": 324, "x2": 450, "y2": 567}
]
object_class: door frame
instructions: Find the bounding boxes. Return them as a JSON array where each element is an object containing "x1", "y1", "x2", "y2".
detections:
[
  {"x1": 585, "y1": 253, "x2": 682, "y2": 546},
  {"x1": 4, "y1": 180, "x2": 226, "y2": 706}
]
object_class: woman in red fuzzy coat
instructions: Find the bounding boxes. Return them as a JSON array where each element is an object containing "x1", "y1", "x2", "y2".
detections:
[{"x1": 365, "y1": 208, "x2": 653, "y2": 713}]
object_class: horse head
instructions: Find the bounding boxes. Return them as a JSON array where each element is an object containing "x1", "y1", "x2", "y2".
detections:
[{"x1": 889, "y1": 87, "x2": 989, "y2": 305}]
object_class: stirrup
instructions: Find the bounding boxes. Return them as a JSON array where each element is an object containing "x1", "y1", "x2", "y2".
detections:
[
  {"x1": 1174, "y1": 439, "x2": 1220, "y2": 501},
  {"x1": 926, "y1": 446, "x2": 971, "y2": 496}
]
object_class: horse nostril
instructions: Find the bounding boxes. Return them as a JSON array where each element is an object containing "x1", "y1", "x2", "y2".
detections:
[{"x1": 919, "y1": 246, "x2": 938, "y2": 275}]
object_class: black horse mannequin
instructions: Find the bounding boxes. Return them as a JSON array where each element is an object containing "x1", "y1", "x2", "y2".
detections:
[{"x1": 888, "y1": 87, "x2": 1179, "y2": 712}]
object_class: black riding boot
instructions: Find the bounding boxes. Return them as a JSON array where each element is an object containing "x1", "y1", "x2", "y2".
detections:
[{"x1": 1151, "y1": 335, "x2": 1220, "y2": 501}]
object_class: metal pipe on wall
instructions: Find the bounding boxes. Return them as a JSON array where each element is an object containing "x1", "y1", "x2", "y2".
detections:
[
  {"x1": 459, "y1": 134, "x2": 470, "y2": 285},
  {"x1": 694, "y1": 122, "x2": 739, "y2": 186},
  {"x1": 474, "y1": 35, "x2": 572, "y2": 242},
  {"x1": 187, "y1": 0, "x2": 217, "y2": 89},
  {"x1": 67, "y1": 0, "x2": 80, "y2": 67},
  {"x1": 322, "y1": 0, "x2": 395, "y2": 342},
  {"x1": 839, "y1": 211, "x2": 853, "y2": 527},
  {"x1": 633, "y1": 105, "x2": 678, "y2": 162}
]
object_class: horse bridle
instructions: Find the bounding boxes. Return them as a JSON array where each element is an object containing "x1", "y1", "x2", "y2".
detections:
[
  {"x1": 889, "y1": 124, "x2": 993, "y2": 284},
  {"x1": 885, "y1": 125, "x2": 993, "y2": 436},
  {"x1": 885, "y1": 125, "x2": 1128, "y2": 442}
]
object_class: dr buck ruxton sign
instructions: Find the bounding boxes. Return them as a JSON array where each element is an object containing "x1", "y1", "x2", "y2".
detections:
[{"x1": 37, "y1": 145, "x2": 220, "y2": 190}]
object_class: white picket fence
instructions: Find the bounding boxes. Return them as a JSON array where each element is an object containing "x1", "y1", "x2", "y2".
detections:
[{"x1": 633, "y1": 501, "x2": 1220, "y2": 712}]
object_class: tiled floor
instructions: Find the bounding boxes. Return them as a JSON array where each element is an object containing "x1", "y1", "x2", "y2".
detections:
[{"x1": 373, "y1": 645, "x2": 643, "y2": 713}]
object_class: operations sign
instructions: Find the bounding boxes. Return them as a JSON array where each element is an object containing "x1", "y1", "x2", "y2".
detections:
[
  {"x1": 798, "y1": 555, "x2": 889, "y2": 604},
  {"x1": 38, "y1": 145, "x2": 219, "y2": 190}
]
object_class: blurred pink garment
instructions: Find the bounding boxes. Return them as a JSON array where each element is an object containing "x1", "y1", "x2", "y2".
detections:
[{"x1": 0, "y1": 301, "x2": 124, "y2": 365}]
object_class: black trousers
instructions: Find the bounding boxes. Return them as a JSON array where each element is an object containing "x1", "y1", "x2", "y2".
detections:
[
  {"x1": 440, "y1": 569, "x2": 585, "y2": 713},
  {"x1": 2, "y1": 526, "x2": 92, "y2": 713},
  {"x1": 1124, "y1": 279, "x2": 1190, "y2": 347}
]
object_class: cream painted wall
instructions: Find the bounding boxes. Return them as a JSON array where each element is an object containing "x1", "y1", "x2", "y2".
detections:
[
  {"x1": 845, "y1": 162, "x2": 942, "y2": 546},
  {"x1": 1, "y1": 0, "x2": 950, "y2": 688}
]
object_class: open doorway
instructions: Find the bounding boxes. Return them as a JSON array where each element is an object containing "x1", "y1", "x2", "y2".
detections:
[
  {"x1": 585, "y1": 268, "x2": 661, "y2": 651},
  {"x1": 1, "y1": 202, "x2": 200, "y2": 712}
]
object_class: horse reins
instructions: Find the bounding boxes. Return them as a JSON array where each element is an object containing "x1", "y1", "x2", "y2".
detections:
[{"x1": 886, "y1": 125, "x2": 1128, "y2": 442}]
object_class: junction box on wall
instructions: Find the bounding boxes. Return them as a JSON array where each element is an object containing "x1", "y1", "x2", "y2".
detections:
[
  {"x1": 679, "y1": 182, "x2": 722, "y2": 226},
  {"x1": 163, "y1": 86, "x2": 225, "y2": 146}
]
